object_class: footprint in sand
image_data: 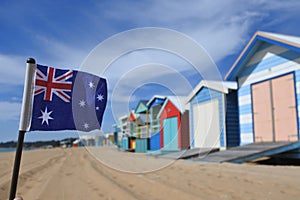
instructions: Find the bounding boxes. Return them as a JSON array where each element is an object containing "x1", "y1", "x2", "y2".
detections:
[{"x1": 64, "y1": 172, "x2": 73, "y2": 176}]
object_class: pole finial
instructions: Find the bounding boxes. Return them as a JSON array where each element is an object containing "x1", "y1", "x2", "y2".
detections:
[{"x1": 26, "y1": 58, "x2": 36, "y2": 64}]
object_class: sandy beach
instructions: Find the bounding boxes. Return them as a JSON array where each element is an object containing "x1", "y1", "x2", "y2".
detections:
[{"x1": 1, "y1": 147, "x2": 300, "y2": 200}]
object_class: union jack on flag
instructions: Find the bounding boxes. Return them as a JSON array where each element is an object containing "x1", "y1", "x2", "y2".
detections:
[
  {"x1": 30, "y1": 64, "x2": 107, "y2": 132},
  {"x1": 35, "y1": 67, "x2": 73, "y2": 102}
]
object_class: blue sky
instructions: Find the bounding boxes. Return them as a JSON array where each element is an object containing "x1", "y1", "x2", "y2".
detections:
[{"x1": 1, "y1": 0, "x2": 300, "y2": 142}]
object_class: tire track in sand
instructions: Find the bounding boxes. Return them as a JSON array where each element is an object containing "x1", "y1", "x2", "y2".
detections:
[
  {"x1": 0, "y1": 149, "x2": 66, "y2": 200},
  {"x1": 86, "y1": 149, "x2": 202, "y2": 200},
  {"x1": 36, "y1": 148, "x2": 139, "y2": 200}
]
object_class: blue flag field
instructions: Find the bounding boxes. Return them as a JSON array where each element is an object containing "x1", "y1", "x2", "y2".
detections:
[{"x1": 30, "y1": 64, "x2": 107, "y2": 132}]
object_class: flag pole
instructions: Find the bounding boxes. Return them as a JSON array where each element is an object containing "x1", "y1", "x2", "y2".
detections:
[
  {"x1": 9, "y1": 58, "x2": 36, "y2": 200},
  {"x1": 9, "y1": 130, "x2": 25, "y2": 200}
]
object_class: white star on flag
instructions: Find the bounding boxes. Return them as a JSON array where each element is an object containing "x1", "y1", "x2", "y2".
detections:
[
  {"x1": 88, "y1": 81, "x2": 95, "y2": 88},
  {"x1": 97, "y1": 94, "x2": 104, "y2": 101},
  {"x1": 79, "y1": 100, "x2": 86, "y2": 107},
  {"x1": 83, "y1": 122, "x2": 89, "y2": 129},
  {"x1": 38, "y1": 107, "x2": 53, "y2": 125}
]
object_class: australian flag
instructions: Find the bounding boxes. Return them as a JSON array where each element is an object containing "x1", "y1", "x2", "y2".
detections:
[{"x1": 30, "y1": 64, "x2": 107, "y2": 132}]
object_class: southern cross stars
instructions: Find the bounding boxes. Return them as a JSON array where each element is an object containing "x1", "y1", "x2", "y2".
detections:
[
  {"x1": 79, "y1": 100, "x2": 86, "y2": 107},
  {"x1": 83, "y1": 122, "x2": 89, "y2": 129},
  {"x1": 97, "y1": 94, "x2": 104, "y2": 101},
  {"x1": 38, "y1": 107, "x2": 53, "y2": 125},
  {"x1": 76, "y1": 80, "x2": 105, "y2": 131},
  {"x1": 88, "y1": 81, "x2": 95, "y2": 89}
]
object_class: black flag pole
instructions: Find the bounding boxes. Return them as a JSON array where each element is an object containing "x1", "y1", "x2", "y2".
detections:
[
  {"x1": 9, "y1": 130, "x2": 25, "y2": 200},
  {"x1": 9, "y1": 58, "x2": 36, "y2": 200}
]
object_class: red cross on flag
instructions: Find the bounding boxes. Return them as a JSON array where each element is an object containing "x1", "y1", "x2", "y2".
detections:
[{"x1": 34, "y1": 67, "x2": 73, "y2": 102}]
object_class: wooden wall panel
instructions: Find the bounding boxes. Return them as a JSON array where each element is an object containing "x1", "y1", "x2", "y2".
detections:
[
  {"x1": 272, "y1": 74, "x2": 298, "y2": 141},
  {"x1": 252, "y1": 80, "x2": 273, "y2": 142}
]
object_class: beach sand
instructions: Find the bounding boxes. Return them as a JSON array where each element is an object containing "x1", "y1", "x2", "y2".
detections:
[{"x1": 1, "y1": 146, "x2": 300, "y2": 200}]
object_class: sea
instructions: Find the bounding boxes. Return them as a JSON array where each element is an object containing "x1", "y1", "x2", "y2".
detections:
[{"x1": 0, "y1": 147, "x2": 35, "y2": 153}]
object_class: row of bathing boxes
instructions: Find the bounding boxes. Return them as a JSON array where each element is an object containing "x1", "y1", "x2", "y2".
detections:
[
  {"x1": 117, "y1": 31, "x2": 300, "y2": 154},
  {"x1": 119, "y1": 96, "x2": 190, "y2": 153}
]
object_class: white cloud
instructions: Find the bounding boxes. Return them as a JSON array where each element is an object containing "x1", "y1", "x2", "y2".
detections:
[
  {"x1": 251, "y1": 0, "x2": 300, "y2": 10},
  {"x1": 0, "y1": 37, "x2": 89, "y2": 85},
  {"x1": 82, "y1": 27, "x2": 221, "y2": 81},
  {"x1": 92, "y1": 0, "x2": 300, "y2": 63},
  {"x1": 33, "y1": 35, "x2": 89, "y2": 69},
  {"x1": 108, "y1": 63, "x2": 195, "y2": 119},
  {"x1": 95, "y1": 0, "x2": 251, "y2": 62},
  {"x1": 0, "y1": 101, "x2": 21, "y2": 121},
  {"x1": 0, "y1": 54, "x2": 26, "y2": 85}
]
